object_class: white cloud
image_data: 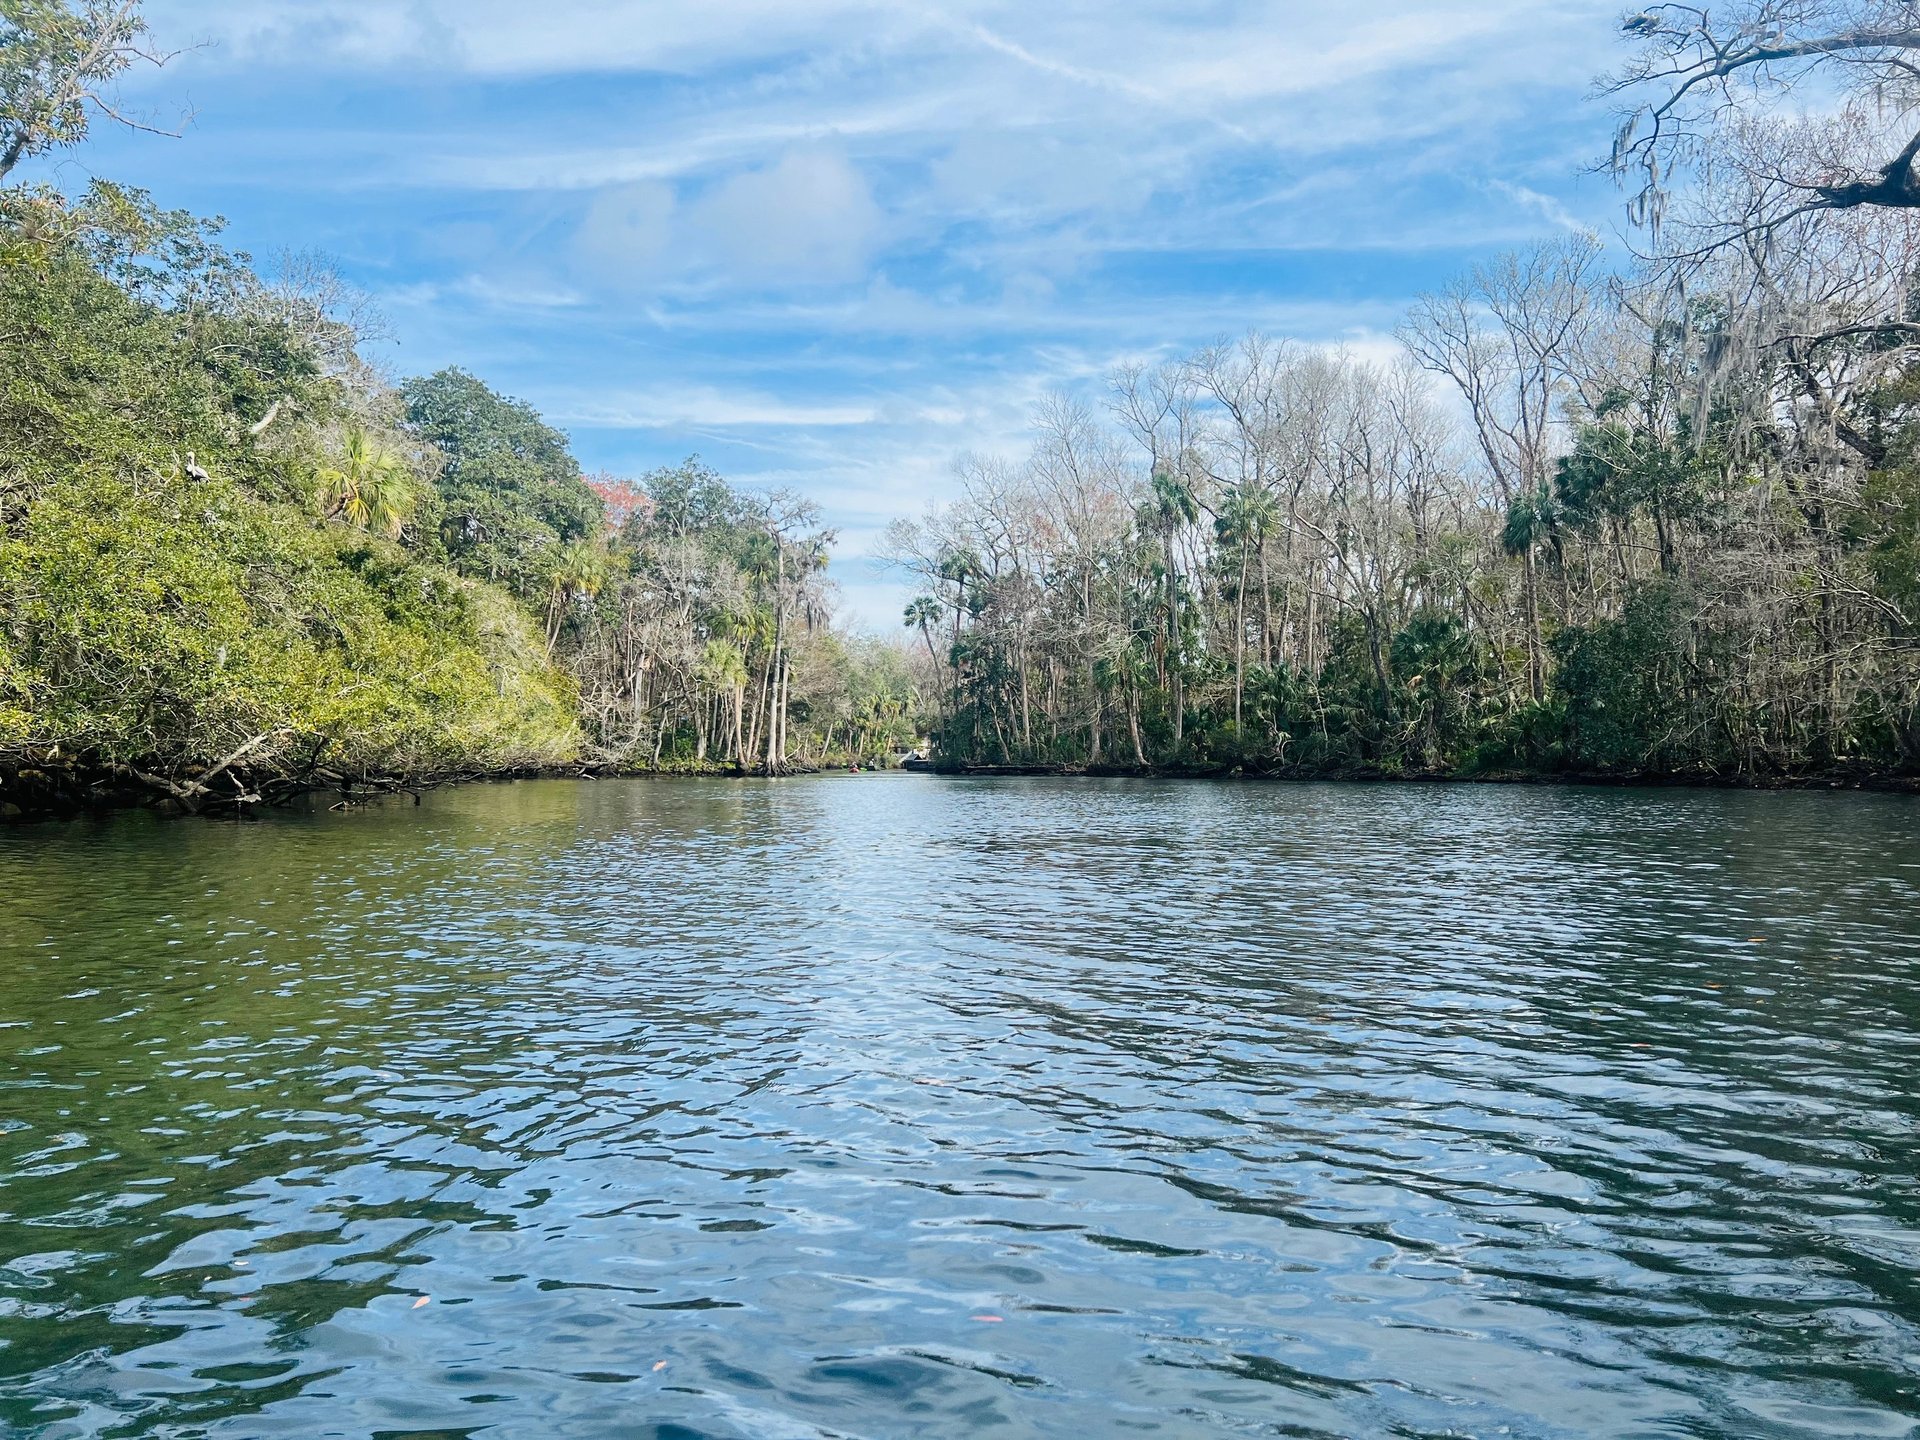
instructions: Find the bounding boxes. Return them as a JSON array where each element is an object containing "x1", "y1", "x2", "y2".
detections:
[
  {"x1": 157, "y1": 0, "x2": 901, "y2": 76},
  {"x1": 688, "y1": 147, "x2": 883, "y2": 285},
  {"x1": 555, "y1": 385, "x2": 881, "y2": 429},
  {"x1": 946, "y1": 17, "x2": 1170, "y2": 110},
  {"x1": 118, "y1": 0, "x2": 1642, "y2": 631},
  {"x1": 420, "y1": 101, "x2": 944, "y2": 194},
  {"x1": 930, "y1": 129, "x2": 1159, "y2": 222},
  {"x1": 566, "y1": 146, "x2": 882, "y2": 292},
  {"x1": 575, "y1": 182, "x2": 677, "y2": 284},
  {"x1": 1486, "y1": 179, "x2": 1596, "y2": 236}
]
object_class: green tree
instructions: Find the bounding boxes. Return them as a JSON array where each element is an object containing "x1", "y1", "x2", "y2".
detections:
[
  {"x1": 904, "y1": 595, "x2": 943, "y2": 669},
  {"x1": 1216, "y1": 484, "x2": 1278, "y2": 739},
  {"x1": 401, "y1": 368, "x2": 605, "y2": 599},
  {"x1": 1145, "y1": 470, "x2": 1198, "y2": 749},
  {"x1": 699, "y1": 638, "x2": 750, "y2": 762},
  {"x1": 543, "y1": 539, "x2": 611, "y2": 654}
]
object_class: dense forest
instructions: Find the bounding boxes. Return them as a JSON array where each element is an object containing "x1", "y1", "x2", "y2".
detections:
[
  {"x1": 0, "y1": 2, "x2": 917, "y2": 815},
  {"x1": 892, "y1": 4, "x2": 1920, "y2": 783}
]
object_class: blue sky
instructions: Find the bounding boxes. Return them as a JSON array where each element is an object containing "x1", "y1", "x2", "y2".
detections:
[{"x1": 51, "y1": 0, "x2": 1629, "y2": 629}]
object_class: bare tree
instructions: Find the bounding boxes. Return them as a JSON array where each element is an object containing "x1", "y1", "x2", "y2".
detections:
[
  {"x1": 1027, "y1": 394, "x2": 1132, "y2": 759},
  {"x1": 755, "y1": 489, "x2": 831, "y2": 774},
  {"x1": 1111, "y1": 361, "x2": 1208, "y2": 743},
  {"x1": 1607, "y1": 0, "x2": 1920, "y2": 250},
  {"x1": 1400, "y1": 236, "x2": 1605, "y2": 697}
]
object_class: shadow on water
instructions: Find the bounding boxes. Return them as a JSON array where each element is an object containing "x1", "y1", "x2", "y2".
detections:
[{"x1": 1, "y1": 776, "x2": 1917, "y2": 1437}]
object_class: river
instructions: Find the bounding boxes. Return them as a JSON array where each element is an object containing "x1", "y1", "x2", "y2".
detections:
[{"x1": 2, "y1": 776, "x2": 1918, "y2": 1438}]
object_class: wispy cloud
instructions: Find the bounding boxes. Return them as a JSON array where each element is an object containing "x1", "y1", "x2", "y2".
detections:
[
  {"x1": 1485, "y1": 179, "x2": 1597, "y2": 236},
  {"x1": 552, "y1": 386, "x2": 883, "y2": 430},
  {"x1": 102, "y1": 0, "x2": 1634, "y2": 625}
]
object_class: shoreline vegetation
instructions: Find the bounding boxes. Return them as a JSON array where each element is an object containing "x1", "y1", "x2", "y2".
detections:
[
  {"x1": 9, "y1": 751, "x2": 1914, "y2": 825},
  {"x1": 7, "y1": 3, "x2": 1920, "y2": 821},
  {"x1": 887, "y1": 254, "x2": 1920, "y2": 789},
  {"x1": 1, "y1": 6, "x2": 921, "y2": 823},
  {"x1": 0, "y1": 757, "x2": 854, "y2": 823},
  {"x1": 879, "y1": 17, "x2": 1920, "y2": 794}
]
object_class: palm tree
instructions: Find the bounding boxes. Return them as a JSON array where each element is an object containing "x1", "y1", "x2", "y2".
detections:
[
  {"x1": 932, "y1": 549, "x2": 979, "y2": 720},
  {"x1": 1501, "y1": 488, "x2": 1560, "y2": 701},
  {"x1": 904, "y1": 595, "x2": 944, "y2": 669},
  {"x1": 316, "y1": 428, "x2": 418, "y2": 539},
  {"x1": 722, "y1": 605, "x2": 776, "y2": 760},
  {"x1": 1094, "y1": 642, "x2": 1149, "y2": 767},
  {"x1": 544, "y1": 539, "x2": 611, "y2": 655},
  {"x1": 700, "y1": 638, "x2": 750, "y2": 762},
  {"x1": 935, "y1": 549, "x2": 978, "y2": 648}
]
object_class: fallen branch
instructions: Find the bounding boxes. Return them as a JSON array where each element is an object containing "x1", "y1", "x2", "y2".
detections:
[{"x1": 124, "y1": 728, "x2": 293, "y2": 812}]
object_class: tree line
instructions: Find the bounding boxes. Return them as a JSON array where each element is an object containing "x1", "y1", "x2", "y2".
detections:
[
  {"x1": 889, "y1": 3, "x2": 1920, "y2": 781},
  {"x1": 9, "y1": 0, "x2": 1920, "y2": 810}
]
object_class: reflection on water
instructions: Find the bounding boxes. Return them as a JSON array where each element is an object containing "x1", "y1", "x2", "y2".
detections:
[{"x1": 2, "y1": 776, "x2": 1919, "y2": 1438}]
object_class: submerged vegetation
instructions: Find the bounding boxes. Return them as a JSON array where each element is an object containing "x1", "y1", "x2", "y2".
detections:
[
  {"x1": 0, "y1": 2, "x2": 916, "y2": 816},
  {"x1": 891, "y1": 6, "x2": 1920, "y2": 783}
]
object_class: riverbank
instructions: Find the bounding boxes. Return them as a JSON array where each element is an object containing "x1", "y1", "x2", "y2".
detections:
[
  {"x1": 933, "y1": 760, "x2": 1920, "y2": 793},
  {"x1": 11, "y1": 752, "x2": 1912, "y2": 822},
  {"x1": 4, "y1": 130, "x2": 911, "y2": 837},
  {"x1": 0, "y1": 758, "x2": 582, "y2": 822},
  {"x1": 0, "y1": 755, "x2": 870, "y2": 821}
]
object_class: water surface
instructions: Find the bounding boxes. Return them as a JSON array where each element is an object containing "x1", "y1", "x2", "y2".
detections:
[{"x1": 3, "y1": 776, "x2": 1919, "y2": 1438}]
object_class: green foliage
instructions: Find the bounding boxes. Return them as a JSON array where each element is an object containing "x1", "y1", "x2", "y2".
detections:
[
  {"x1": 1, "y1": 230, "x2": 307, "y2": 473},
  {"x1": 0, "y1": 461, "x2": 577, "y2": 776},
  {"x1": 644, "y1": 457, "x2": 752, "y2": 541},
  {"x1": 0, "y1": 208, "x2": 579, "y2": 790},
  {"x1": 1216, "y1": 484, "x2": 1279, "y2": 551},
  {"x1": 796, "y1": 632, "x2": 921, "y2": 762},
  {"x1": 0, "y1": 1, "x2": 902, "y2": 801},
  {"x1": 1852, "y1": 367, "x2": 1920, "y2": 625},
  {"x1": 1391, "y1": 612, "x2": 1487, "y2": 765},
  {"x1": 401, "y1": 368, "x2": 605, "y2": 599},
  {"x1": 1556, "y1": 420, "x2": 1710, "y2": 530},
  {"x1": 1855, "y1": 463, "x2": 1920, "y2": 616},
  {"x1": 1145, "y1": 471, "x2": 1199, "y2": 532},
  {"x1": 316, "y1": 428, "x2": 419, "y2": 538},
  {"x1": 1502, "y1": 488, "x2": 1566, "y2": 565},
  {"x1": 1550, "y1": 583, "x2": 1696, "y2": 772}
]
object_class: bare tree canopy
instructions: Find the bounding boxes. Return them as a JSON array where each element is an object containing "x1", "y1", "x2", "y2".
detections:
[
  {"x1": 1605, "y1": 0, "x2": 1920, "y2": 256},
  {"x1": 0, "y1": 0, "x2": 178, "y2": 184}
]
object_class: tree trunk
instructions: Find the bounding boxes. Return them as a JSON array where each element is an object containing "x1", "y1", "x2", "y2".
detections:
[
  {"x1": 1234, "y1": 547, "x2": 1249, "y2": 736},
  {"x1": 764, "y1": 543, "x2": 787, "y2": 773},
  {"x1": 1165, "y1": 533, "x2": 1184, "y2": 747},
  {"x1": 774, "y1": 651, "x2": 790, "y2": 768},
  {"x1": 1522, "y1": 548, "x2": 1545, "y2": 702}
]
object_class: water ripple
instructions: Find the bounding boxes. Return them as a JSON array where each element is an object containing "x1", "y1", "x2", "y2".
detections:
[{"x1": 1, "y1": 777, "x2": 1918, "y2": 1437}]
